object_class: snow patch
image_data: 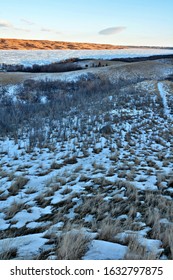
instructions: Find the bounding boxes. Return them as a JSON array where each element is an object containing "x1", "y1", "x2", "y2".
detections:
[{"x1": 83, "y1": 240, "x2": 127, "y2": 260}]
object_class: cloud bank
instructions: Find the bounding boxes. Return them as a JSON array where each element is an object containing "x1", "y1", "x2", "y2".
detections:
[{"x1": 99, "y1": 26, "x2": 126, "y2": 35}]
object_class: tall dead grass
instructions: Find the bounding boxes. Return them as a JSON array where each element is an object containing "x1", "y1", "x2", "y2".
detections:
[{"x1": 56, "y1": 229, "x2": 90, "y2": 260}]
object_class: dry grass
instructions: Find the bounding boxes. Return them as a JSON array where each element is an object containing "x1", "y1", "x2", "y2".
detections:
[
  {"x1": 0, "y1": 66, "x2": 173, "y2": 260},
  {"x1": 124, "y1": 235, "x2": 160, "y2": 260},
  {"x1": 64, "y1": 156, "x2": 77, "y2": 165},
  {"x1": 25, "y1": 186, "x2": 37, "y2": 194},
  {"x1": 109, "y1": 152, "x2": 119, "y2": 161},
  {"x1": 5, "y1": 201, "x2": 26, "y2": 219},
  {"x1": 50, "y1": 161, "x2": 62, "y2": 170},
  {"x1": 8, "y1": 176, "x2": 29, "y2": 195},
  {"x1": 0, "y1": 38, "x2": 125, "y2": 50},
  {"x1": 92, "y1": 162, "x2": 105, "y2": 171},
  {"x1": 56, "y1": 229, "x2": 90, "y2": 260},
  {"x1": 61, "y1": 187, "x2": 72, "y2": 195},
  {"x1": 0, "y1": 246, "x2": 17, "y2": 260},
  {"x1": 98, "y1": 218, "x2": 122, "y2": 242},
  {"x1": 79, "y1": 174, "x2": 90, "y2": 182},
  {"x1": 167, "y1": 226, "x2": 173, "y2": 259},
  {"x1": 74, "y1": 165, "x2": 83, "y2": 172},
  {"x1": 35, "y1": 193, "x2": 51, "y2": 208}
]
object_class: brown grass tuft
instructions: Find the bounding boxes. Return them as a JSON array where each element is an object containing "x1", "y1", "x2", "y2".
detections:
[{"x1": 56, "y1": 229, "x2": 90, "y2": 260}]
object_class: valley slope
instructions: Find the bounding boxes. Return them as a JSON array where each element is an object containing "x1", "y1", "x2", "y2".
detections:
[{"x1": 0, "y1": 55, "x2": 173, "y2": 260}]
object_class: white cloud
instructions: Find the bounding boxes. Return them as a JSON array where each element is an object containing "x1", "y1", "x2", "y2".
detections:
[
  {"x1": 21, "y1": 19, "x2": 35, "y2": 25},
  {"x1": 0, "y1": 20, "x2": 30, "y2": 32},
  {"x1": 0, "y1": 19, "x2": 30, "y2": 32},
  {"x1": 0, "y1": 20, "x2": 13, "y2": 28},
  {"x1": 15, "y1": 27, "x2": 30, "y2": 32},
  {"x1": 41, "y1": 28, "x2": 53, "y2": 32},
  {"x1": 41, "y1": 28, "x2": 61, "y2": 34},
  {"x1": 99, "y1": 26, "x2": 126, "y2": 35}
]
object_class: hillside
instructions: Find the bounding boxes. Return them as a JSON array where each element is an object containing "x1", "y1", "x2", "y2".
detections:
[
  {"x1": 0, "y1": 38, "x2": 127, "y2": 50},
  {"x1": 1, "y1": 57, "x2": 173, "y2": 85},
  {"x1": 0, "y1": 56, "x2": 173, "y2": 260}
]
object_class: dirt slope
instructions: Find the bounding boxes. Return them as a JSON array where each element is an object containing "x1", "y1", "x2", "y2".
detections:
[{"x1": 0, "y1": 38, "x2": 127, "y2": 50}]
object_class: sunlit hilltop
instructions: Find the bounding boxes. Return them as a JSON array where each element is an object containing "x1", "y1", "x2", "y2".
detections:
[{"x1": 0, "y1": 38, "x2": 128, "y2": 50}]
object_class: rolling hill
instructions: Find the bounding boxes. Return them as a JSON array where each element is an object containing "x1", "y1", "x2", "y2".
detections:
[{"x1": 0, "y1": 38, "x2": 127, "y2": 50}]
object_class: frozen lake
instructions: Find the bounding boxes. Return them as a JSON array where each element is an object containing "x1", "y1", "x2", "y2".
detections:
[{"x1": 0, "y1": 48, "x2": 173, "y2": 66}]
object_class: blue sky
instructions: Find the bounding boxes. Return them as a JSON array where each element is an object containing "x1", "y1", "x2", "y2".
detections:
[{"x1": 0, "y1": 0, "x2": 173, "y2": 46}]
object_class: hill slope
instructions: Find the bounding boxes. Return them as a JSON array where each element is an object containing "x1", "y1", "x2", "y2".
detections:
[
  {"x1": 0, "y1": 38, "x2": 127, "y2": 50},
  {"x1": 0, "y1": 55, "x2": 173, "y2": 260},
  {"x1": 1, "y1": 58, "x2": 173, "y2": 85}
]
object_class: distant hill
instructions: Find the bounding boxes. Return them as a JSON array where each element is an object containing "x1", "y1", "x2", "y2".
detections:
[{"x1": 0, "y1": 38, "x2": 128, "y2": 50}]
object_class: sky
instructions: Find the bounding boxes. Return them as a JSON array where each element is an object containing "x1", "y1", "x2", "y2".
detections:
[{"x1": 0, "y1": 0, "x2": 173, "y2": 47}]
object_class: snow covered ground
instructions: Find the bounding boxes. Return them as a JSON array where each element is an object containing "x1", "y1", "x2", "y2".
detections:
[
  {"x1": 0, "y1": 48, "x2": 173, "y2": 66},
  {"x1": 158, "y1": 82, "x2": 173, "y2": 119},
  {"x1": 0, "y1": 55, "x2": 173, "y2": 260}
]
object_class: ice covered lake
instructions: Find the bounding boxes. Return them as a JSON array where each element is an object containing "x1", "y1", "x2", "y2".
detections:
[{"x1": 0, "y1": 48, "x2": 173, "y2": 66}]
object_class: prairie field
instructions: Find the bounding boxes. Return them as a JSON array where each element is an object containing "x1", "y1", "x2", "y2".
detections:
[{"x1": 0, "y1": 53, "x2": 173, "y2": 260}]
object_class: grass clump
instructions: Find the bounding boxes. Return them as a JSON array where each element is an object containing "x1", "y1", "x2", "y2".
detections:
[
  {"x1": 8, "y1": 176, "x2": 29, "y2": 195},
  {"x1": 5, "y1": 201, "x2": 26, "y2": 219},
  {"x1": 56, "y1": 229, "x2": 90, "y2": 260},
  {"x1": 0, "y1": 247, "x2": 18, "y2": 260}
]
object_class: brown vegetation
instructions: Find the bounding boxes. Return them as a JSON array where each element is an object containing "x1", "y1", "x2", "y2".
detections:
[{"x1": 0, "y1": 38, "x2": 126, "y2": 50}]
